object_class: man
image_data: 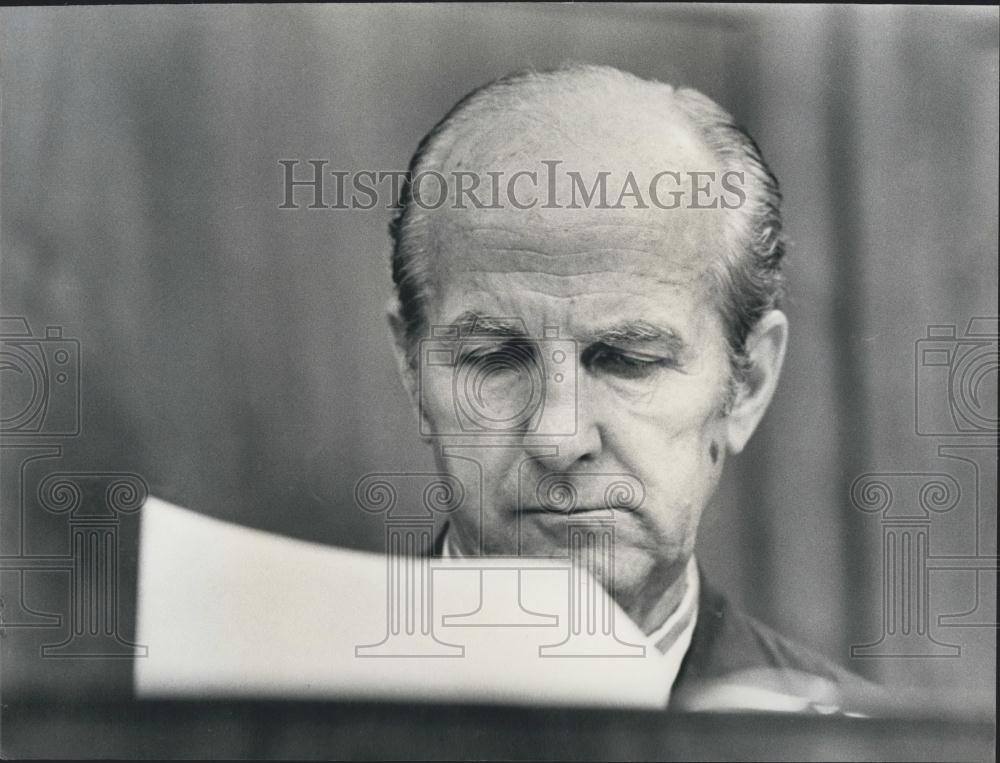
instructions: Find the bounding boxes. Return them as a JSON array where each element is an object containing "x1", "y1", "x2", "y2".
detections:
[{"x1": 386, "y1": 64, "x2": 875, "y2": 711}]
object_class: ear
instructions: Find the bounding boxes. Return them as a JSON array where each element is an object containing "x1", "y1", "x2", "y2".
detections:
[
  {"x1": 386, "y1": 297, "x2": 432, "y2": 436},
  {"x1": 724, "y1": 309, "x2": 789, "y2": 455}
]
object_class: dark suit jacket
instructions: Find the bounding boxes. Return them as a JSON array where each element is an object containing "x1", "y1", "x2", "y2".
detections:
[{"x1": 670, "y1": 572, "x2": 880, "y2": 712}]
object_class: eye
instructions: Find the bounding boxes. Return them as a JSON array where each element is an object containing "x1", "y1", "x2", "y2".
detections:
[
  {"x1": 459, "y1": 341, "x2": 535, "y2": 369},
  {"x1": 583, "y1": 343, "x2": 673, "y2": 380}
]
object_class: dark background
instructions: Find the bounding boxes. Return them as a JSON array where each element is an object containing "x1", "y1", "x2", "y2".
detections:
[{"x1": 1, "y1": 4, "x2": 996, "y2": 714}]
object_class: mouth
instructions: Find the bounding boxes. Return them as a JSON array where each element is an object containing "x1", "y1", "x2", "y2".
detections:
[{"x1": 516, "y1": 505, "x2": 619, "y2": 515}]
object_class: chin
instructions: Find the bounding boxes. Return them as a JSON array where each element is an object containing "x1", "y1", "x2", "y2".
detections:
[{"x1": 601, "y1": 546, "x2": 653, "y2": 592}]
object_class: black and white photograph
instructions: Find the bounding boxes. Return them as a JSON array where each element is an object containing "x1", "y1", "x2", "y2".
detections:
[{"x1": 1, "y1": 4, "x2": 997, "y2": 760}]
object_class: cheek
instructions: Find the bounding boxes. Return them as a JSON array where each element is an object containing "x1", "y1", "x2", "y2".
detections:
[
  {"x1": 433, "y1": 447, "x2": 522, "y2": 541},
  {"x1": 610, "y1": 384, "x2": 727, "y2": 501},
  {"x1": 620, "y1": 369, "x2": 726, "y2": 443},
  {"x1": 419, "y1": 365, "x2": 462, "y2": 433}
]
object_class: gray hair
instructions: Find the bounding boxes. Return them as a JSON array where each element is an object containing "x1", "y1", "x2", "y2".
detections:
[{"x1": 389, "y1": 64, "x2": 786, "y2": 384}]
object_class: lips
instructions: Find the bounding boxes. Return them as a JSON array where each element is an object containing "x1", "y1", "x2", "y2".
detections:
[
  {"x1": 523, "y1": 473, "x2": 646, "y2": 515},
  {"x1": 517, "y1": 505, "x2": 619, "y2": 515}
]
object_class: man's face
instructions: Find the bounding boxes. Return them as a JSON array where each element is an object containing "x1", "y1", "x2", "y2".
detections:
[{"x1": 410, "y1": 152, "x2": 739, "y2": 615}]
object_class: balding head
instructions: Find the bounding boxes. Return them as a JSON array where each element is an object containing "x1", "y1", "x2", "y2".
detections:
[
  {"x1": 388, "y1": 66, "x2": 790, "y2": 623},
  {"x1": 390, "y1": 64, "x2": 785, "y2": 382}
]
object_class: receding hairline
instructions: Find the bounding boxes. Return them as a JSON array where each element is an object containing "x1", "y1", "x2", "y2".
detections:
[
  {"x1": 421, "y1": 66, "x2": 724, "y2": 182},
  {"x1": 391, "y1": 64, "x2": 785, "y2": 373},
  {"x1": 405, "y1": 66, "x2": 747, "y2": 323}
]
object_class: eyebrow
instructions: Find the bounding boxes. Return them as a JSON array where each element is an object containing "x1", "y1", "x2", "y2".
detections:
[
  {"x1": 586, "y1": 321, "x2": 688, "y2": 358},
  {"x1": 447, "y1": 312, "x2": 686, "y2": 353},
  {"x1": 585, "y1": 320, "x2": 675, "y2": 344},
  {"x1": 449, "y1": 311, "x2": 529, "y2": 338}
]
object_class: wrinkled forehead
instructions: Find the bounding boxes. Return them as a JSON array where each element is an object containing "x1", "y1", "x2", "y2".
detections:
[
  {"x1": 422, "y1": 203, "x2": 733, "y2": 351},
  {"x1": 420, "y1": 100, "x2": 733, "y2": 297},
  {"x1": 426, "y1": 204, "x2": 728, "y2": 289}
]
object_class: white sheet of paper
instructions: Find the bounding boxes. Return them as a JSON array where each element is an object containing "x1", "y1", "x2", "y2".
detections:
[{"x1": 135, "y1": 496, "x2": 674, "y2": 708}]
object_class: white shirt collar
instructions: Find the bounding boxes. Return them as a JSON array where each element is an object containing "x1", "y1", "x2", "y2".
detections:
[
  {"x1": 645, "y1": 556, "x2": 700, "y2": 704},
  {"x1": 440, "y1": 531, "x2": 460, "y2": 559},
  {"x1": 647, "y1": 555, "x2": 700, "y2": 651}
]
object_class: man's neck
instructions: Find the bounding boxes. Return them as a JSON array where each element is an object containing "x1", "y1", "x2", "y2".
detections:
[
  {"x1": 441, "y1": 531, "x2": 696, "y2": 639},
  {"x1": 619, "y1": 558, "x2": 695, "y2": 637}
]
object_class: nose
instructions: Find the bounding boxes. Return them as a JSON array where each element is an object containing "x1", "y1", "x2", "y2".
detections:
[{"x1": 524, "y1": 370, "x2": 603, "y2": 470}]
